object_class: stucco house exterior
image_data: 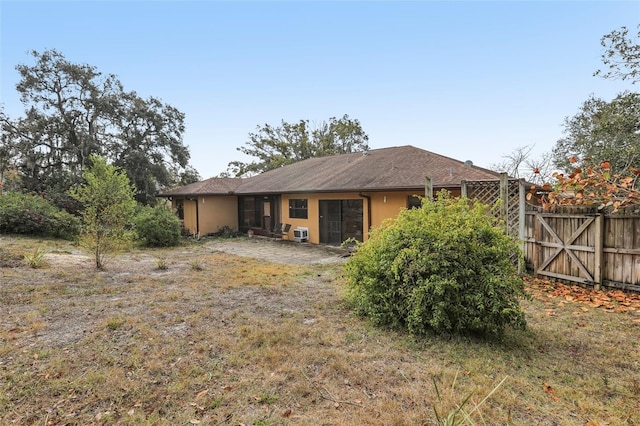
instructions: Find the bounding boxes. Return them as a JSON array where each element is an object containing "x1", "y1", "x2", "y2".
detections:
[{"x1": 158, "y1": 145, "x2": 505, "y2": 245}]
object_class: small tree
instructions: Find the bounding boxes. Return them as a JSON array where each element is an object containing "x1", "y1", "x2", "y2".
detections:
[
  {"x1": 490, "y1": 144, "x2": 555, "y2": 186},
  {"x1": 69, "y1": 155, "x2": 136, "y2": 269},
  {"x1": 345, "y1": 192, "x2": 527, "y2": 338}
]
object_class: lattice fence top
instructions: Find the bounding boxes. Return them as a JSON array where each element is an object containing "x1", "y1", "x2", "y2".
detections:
[
  {"x1": 464, "y1": 180, "x2": 500, "y2": 204},
  {"x1": 463, "y1": 178, "x2": 522, "y2": 237}
]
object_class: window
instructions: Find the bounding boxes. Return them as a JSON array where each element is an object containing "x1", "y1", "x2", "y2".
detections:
[
  {"x1": 408, "y1": 195, "x2": 422, "y2": 209},
  {"x1": 289, "y1": 199, "x2": 308, "y2": 219},
  {"x1": 239, "y1": 196, "x2": 259, "y2": 227},
  {"x1": 176, "y1": 200, "x2": 184, "y2": 220}
]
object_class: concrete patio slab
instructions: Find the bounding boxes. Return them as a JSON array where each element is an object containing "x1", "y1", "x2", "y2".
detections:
[{"x1": 205, "y1": 237, "x2": 351, "y2": 265}]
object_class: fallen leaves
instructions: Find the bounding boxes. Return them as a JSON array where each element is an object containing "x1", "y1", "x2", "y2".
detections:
[
  {"x1": 281, "y1": 409, "x2": 292, "y2": 418},
  {"x1": 541, "y1": 382, "x2": 559, "y2": 401},
  {"x1": 525, "y1": 277, "x2": 640, "y2": 321}
]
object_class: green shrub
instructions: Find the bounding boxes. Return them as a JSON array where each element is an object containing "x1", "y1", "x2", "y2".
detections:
[
  {"x1": 214, "y1": 225, "x2": 238, "y2": 238},
  {"x1": 0, "y1": 192, "x2": 80, "y2": 240},
  {"x1": 134, "y1": 205, "x2": 182, "y2": 247},
  {"x1": 344, "y1": 192, "x2": 527, "y2": 338},
  {"x1": 47, "y1": 210, "x2": 82, "y2": 240}
]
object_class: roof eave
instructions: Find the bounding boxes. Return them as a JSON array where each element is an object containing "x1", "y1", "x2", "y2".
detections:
[{"x1": 235, "y1": 184, "x2": 464, "y2": 195}]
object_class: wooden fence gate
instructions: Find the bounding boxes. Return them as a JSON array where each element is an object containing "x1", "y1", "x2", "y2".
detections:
[
  {"x1": 529, "y1": 210, "x2": 603, "y2": 286},
  {"x1": 523, "y1": 207, "x2": 640, "y2": 292}
]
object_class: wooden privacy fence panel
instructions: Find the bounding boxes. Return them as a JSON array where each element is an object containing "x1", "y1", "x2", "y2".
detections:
[
  {"x1": 603, "y1": 214, "x2": 640, "y2": 290},
  {"x1": 524, "y1": 206, "x2": 640, "y2": 292}
]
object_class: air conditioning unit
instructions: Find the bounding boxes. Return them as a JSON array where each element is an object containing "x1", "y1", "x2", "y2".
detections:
[{"x1": 293, "y1": 227, "x2": 309, "y2": 243}]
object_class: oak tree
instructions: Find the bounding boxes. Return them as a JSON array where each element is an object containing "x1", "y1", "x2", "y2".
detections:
[
  {"x1": 226, "y1": 114, "x2": 370, "y2": 177},
  {"x1": 0, "y1": 49, "x2": 199, "y2": 207}
]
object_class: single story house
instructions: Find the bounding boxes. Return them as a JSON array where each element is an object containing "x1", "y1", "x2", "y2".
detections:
[{"x1": 158, "y1": 145, "x2": 506, "y2": 245}]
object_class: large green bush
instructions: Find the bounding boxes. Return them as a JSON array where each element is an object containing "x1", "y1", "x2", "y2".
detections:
[
  {"x1": 0, "y1": 192, "x2": 80, "y2": 240},
  {"x1": 344, "y1": 193, "x2": 527, "y2": 338},
  {"x1": 134, "y1": 205, "x2": 182, "y2": 247}
]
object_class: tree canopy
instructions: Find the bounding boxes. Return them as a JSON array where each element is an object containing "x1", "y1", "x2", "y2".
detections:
[
  {"x1": 594, "y1": 24, "x2": 640, "y2": 84},
  {"x1": 550, "y1": 25, "x2": 640, "y2": 178},
  {"x1": 226, "y1": 114, "x2": 370, "y2": 177},
  {"x1": 0, "y1": 49, "x2": 200, "y2": 207},
  {"x1": 552, "y1": 92, "x2": 639, "y2": 176}
]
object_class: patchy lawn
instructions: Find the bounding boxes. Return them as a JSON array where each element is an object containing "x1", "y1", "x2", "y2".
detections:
[{"x1": 1, "y1": 235, "x2": 639, "y2": 425}]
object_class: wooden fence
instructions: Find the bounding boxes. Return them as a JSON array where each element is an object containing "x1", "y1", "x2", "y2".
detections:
[
  {"x1": 523, "y1": 206, "x2": 640, "y2": 292},
  {"x1": 454, "y1": 177, "x2": 639, "y2": 292}
]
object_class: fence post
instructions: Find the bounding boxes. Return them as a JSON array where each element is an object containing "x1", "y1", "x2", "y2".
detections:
[
  {"x1": 518, "y1": 179, "x2": 526, "y2": 274},
  {"x1": 594, "y1": 213, "x2": 604, "y2": 290},
  {"x1": 533, "y1": 211, "x2": 541, "y2": 278},
  {"x1": 499, "y1": 173, "x2": 508, "y2": 228},
  {"x1": 425, "y1": 176, "x2": 433, "y2": 201}
]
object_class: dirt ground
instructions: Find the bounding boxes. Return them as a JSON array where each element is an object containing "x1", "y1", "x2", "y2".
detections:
[
  {"x1": 2, "y1": 236, "x2": 640, "y2": 425},
  {"x1": 2, "y1": 237, "x2": 344, "y2": 351}
]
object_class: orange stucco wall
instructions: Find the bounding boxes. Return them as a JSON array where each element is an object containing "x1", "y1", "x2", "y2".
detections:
[
  {"x1": 176, "y1": 187, "x2": 460, "y2": 243},
  {"x1": 279, "y1": 192, "x2": 363, "y2": 244},
  {"x1": 367, "y1": 191, "x2": 422, "y2": 230},
  {"x1": 280, "y1": 190, "x2": 428, "y2": 244}
]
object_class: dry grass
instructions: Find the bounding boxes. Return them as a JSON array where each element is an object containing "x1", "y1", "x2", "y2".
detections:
[{"x1": 1, "y1": 235, "x2": 639, "y2": 425}]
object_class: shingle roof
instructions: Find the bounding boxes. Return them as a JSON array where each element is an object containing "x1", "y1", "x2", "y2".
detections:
[
  {"x1": 159, "y1": 146, "x2": 504, "y2": 197},
  {"x1": 159, "y1": 177, "x2": 243, "y2": 196},
  {"x1": 236, "y1": 145, "x2": 501, "y2": 194}
]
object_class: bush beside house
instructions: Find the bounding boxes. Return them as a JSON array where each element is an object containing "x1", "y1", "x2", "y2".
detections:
[
  {"x1": 345, "y1": 192, "x2": 528, "y2": 338},
  {"x1": 134, "y1": 205, "x2": 182, "y2": 247}
]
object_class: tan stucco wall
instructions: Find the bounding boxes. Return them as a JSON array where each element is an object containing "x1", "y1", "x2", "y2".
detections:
[
  {"x1": 175, "y1": 187, "x2": 460, "y2": 242},
  {"x1": 182, "y1": 199, "x2": 198, "y2": 235},
  {"x1": 197, "y1": 195, "x2": 239, "y2": 235},
  {"x1": 173, "y1": 195, "x2": 238, "y2": 236}
]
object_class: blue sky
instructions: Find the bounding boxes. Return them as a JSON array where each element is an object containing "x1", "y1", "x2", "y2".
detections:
[{"x1": 1, "y1": 1, "x2": 638, "y2": 179}]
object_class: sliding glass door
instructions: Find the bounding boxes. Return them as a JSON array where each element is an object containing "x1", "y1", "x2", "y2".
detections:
[{"x1": 319, "y1": 200, "x2": 363, "y2": 245}]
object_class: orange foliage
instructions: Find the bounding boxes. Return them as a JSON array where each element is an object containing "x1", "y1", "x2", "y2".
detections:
[{"x1": 527, "y1": 158, "x2": 640, "y2": 212}]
